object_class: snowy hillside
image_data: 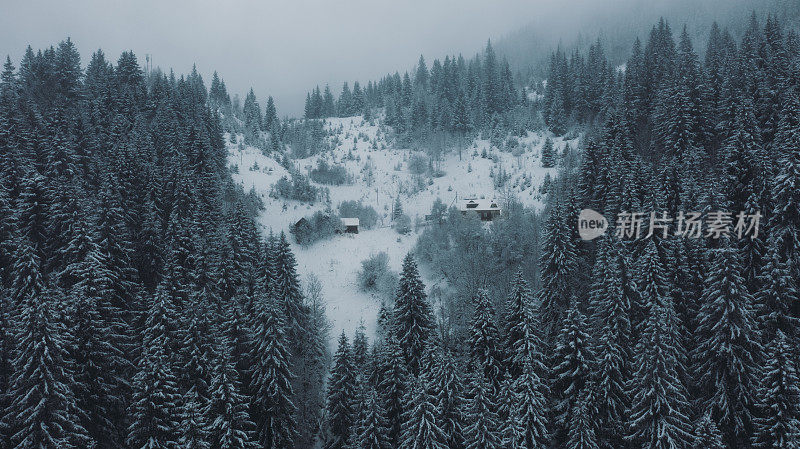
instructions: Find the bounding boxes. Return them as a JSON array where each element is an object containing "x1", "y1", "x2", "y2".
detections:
[{"x1": 227, "y1": 114, "x2": 577, "y2": 340}]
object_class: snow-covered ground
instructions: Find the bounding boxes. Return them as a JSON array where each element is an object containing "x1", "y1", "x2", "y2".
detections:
[{"x1": 227, "y1": 114, "x2": 577, "y2": 342}]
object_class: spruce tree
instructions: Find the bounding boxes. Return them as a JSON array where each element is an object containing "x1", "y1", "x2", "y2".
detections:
[
  {"x1": 503, "y1": 271, "x2": 534, "y2": 377},
  {"x1": 431, "y1": 347, "x2": 466, "y2": 449},
  {"x1": 400, "y1": 374, "x2": 447, "y2": 449},
  {"x1": 468, "y1": 289, "x2": 503, "y2": 390},
  {"x1": 550, "y1": 301, "x2": 594, "y2": 448},
  {"x1": 541, "y1": 137, "x2": 556, "y2": 168},
  {"x1": 539, "y1": 201, "x2": 578, "y2": 340},
  {"x1": 463, "y1": 373, "x2": 501, "y2": 449},
  {"x1": 264, "y1": 96, "x2": 278, "y2": 131},
  {"x1": 377, "y1": 334, "x2": 409, "y2": 448},
  {"x1": 693, "y1": 414, "x2": 725, "y2": 449},
  {"x1": 751, "y1": 331, "x2": 800, "y2": 449},
  {"x1": 511, "y1": 360, "x2": 549, "y2": 449},
  {"x1": 567, "y1": 387, "x2": 600, "y2": 449},
  {"x1": 206, "y1": 341, "x2": 258, "y2": 449},
  {"x1": 180, "y1": 389, "x2": 211, "y2": 449},
  {"x1": 128, "y1": 292, "x2": 184, "y2": 449},
  {"x1": 273, "y1": 232, "x2": 308, "y2": 344},
  {"x1": 2, "y1": 284, "x2": 92, "y2": 449},
  {"x1": 248, "y1": 295, "x2": 298, "y2": 449},
  {"x1": 756, "y1": 237, "x2": 799, "y2": 343},
  {"x1": 352, "y1": 389, "x2": 391, "y2": 449},
  {"x1": 587, "y1": 238, "x2": 631, "y2": 446},
  {"x1": 627, "y1": 299, "x2": 693, "y2": 449},
  {"x1": 325, "y1": 332, "x2": 357, "y2": 449},
  {"x1": 393, "y1": 253, "x2": 434, "y2": 376},
  {"x1": 352, "y1": 321, "x2": 369, "y2": 373},
  {"x1": 693, "y1": 245, "x2": 761, "y2": 448}
]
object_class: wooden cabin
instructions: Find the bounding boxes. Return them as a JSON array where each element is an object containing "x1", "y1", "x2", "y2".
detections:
[{"x1": 342, "y1": 217, "x2": 360, "y2": 234}]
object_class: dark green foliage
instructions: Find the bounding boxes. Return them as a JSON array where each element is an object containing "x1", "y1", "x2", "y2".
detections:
[
  {"x1": 468, "y1": 289, "x2": 503, "y2": 390},
  {"x1": 338, "y1": 200, "x2": 379, "y2": 230},
  {"x1": 541, "y1": 137, "x2": 556, "y2": 168},
  {"x1": 751, "y1": 331, "x2": 800, "y2": 449},
  {"x1": 400, "y1": 376, "x2": 448, "y2": 449},
  {"x1": 271, "y1": 171, "x2": 324, "y2": 203},
  {"x1": 291, "y1": 211, "x2": 342, "y2": 246},
  {"x1": 392, "y1": 254, "x2": 435, "y2": 376},
  {"x1": 463, "y1": 373, "x2": 501, "y2": 449},
  {"x1": 310, "y1": 159, "x2": 351, "y2": 185},
  {"x1": 249, "y1": 296, "x2": 298, "y2": 449},
  {"x1": 693, "y1": 245, "x2": 761, "y2": 447},
  {"x1": 325, "y1": 332, "x2": 356, "y2": 449}
]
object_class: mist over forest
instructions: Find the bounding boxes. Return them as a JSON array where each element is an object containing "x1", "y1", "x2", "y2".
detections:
[{"x1": 0, "y1": 1, "x2": 799, "y2": 449}]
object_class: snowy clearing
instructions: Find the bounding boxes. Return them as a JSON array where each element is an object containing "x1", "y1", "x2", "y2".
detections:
[{"x1": 227, "y1": 114, "x2": 577, "y2": 341}]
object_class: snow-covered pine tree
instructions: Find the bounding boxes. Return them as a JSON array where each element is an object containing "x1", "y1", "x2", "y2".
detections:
[
  {"x1": 431, "y1": 347, "x2": 466, "y2": 449},
  {"x1": 180, "y1": 298, "x2": 217, "y2": 417},
  {"x1": 463, "y1": 373, "x2": 501, "y2": 449},
  {"x1": 549, "y1": 300, "x2": 595, "y2": 448},
  {"x1": 393, "y1": 253, "x2": 435, "y2": 376},
  {"x1": 205, "y1": 339, "x2": 258, "y2": 449},
  {"x1": 771, "y1": 90, "x2": 800, "y2": 295},
  {"x1": 94, "y1": 178, "x2": 140, "y2": 319},
  {"x1": 272, "y1": 232, "x2": 325, "y2": 449},
  {"x1": 751, "y1": 330, "x2": 800, "y2": 449},
  {"x1": 264, "y1": 96, "x2": 278, "y2": 131},
  {"x1": 2, "y1": 282, "x2": 92, "y2": 449},
  {"x1": 567, "y1": 387, "x2": 600, "y2": 449},
  {"x1": 587, "y1": 238, "x2": 631, "y2": 446},
  {"x1": 539, "y1": 201, "x2": 578, "y2": 341},
  {"x1": 393, "y1": 196, "x2": 404, "y2": 221},
  {"x1": 273, "y1": 231, "x2": 309, "y2": 341},
  {"x1": 295, "y1": 291, "x2": 330, "y2": 449},
  {"x1": 627, "y1": 298, "x2": 693, "y2": 449},
  {"x1": 468, "y1": 289, "x2": 503, "y2": 390},
  {"x1": 541, "y1": 137, "x2": 556, "y2": 168},
  {"x1": 693, "y1": 244, "x2": 761, "y2": 448},
  {"x1": 217, "y1": 295, "x2": 254, "y2": 402},
  {"x1": 53, "y1": 216, "x2": 133, "y2": 449},
  {"x1": 248, "y1": 295, "x2": 298, "y2": 449},
  {"x1": 181, "y1": 389, "x2": 211, "y2": 449},
  {"x1": 692, "y1": 413, "x2": 725, "y2": 449},
  {"x1": 399, "y1": 372, "x2": 447, "y2": 449},
  {"x1": 503, "y1": 270, "x2": 534, "y2": 378},
  {"x1": 756, "y1": 236, "x2": 799, "y2": 343},
  {"x1": 511, "y1": 360, "x2": 549, "y2": 449},
  {"x1": 352, "y1": 389, "x2": 391, "y2": 449},
  {"x1": 325, "y1": 331, "x2": 357, "y2": 449},
  {"x1": 353, "y1": 321, "x2": 369, "y2": 373},
  {"x1": 128, "y1": 289, "x2": 184, "y2": 449},
  {"x1": 722, "y1": 98, "x2": 767, "y2": 214},
  {"x1": 634, "y1": 239, "x2": 682, "y2": 369},
  {"x1": 377, "y1": 334, "x2": 409, "y2": 448}
]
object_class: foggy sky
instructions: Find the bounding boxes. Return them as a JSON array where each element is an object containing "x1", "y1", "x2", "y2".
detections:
[
  {"x1": 0, "y1": 0, "x2": 780, "y2": 116},
  {"x1": 0, "y1": 0, "x2": 557, "y2": 116}
]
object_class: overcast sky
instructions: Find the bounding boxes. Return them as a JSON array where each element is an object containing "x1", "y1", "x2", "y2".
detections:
[
  {"x1": 1, "y1": 0, "x2": 777, "y2": 116},
  {"x1": 0, "y1": 0, "x2": 565, "y2": 116}
]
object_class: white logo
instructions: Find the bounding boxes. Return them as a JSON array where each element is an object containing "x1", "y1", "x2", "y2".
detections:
[{"x1": 578, "y1": 209, "x2": 608, "y2": 241}]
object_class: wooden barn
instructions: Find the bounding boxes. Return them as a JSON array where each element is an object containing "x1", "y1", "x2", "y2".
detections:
[
  {"x1": 342, "y1": 217, "x2": 360, "y2": 234},
  {"x1": 459, "y1": 199, "x2": 501, "y2": 221}
]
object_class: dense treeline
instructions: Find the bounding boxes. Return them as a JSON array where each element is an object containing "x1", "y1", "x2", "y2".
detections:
[
  {"x1": 303, "y1": 42, "x2": 531, "y2": 145},
  {"x1": 0, "y1": 40, "x2": 329, "y2": 449},
  {"x1": 320, "y1": 11, "x2": 800, "y2": 449}
]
